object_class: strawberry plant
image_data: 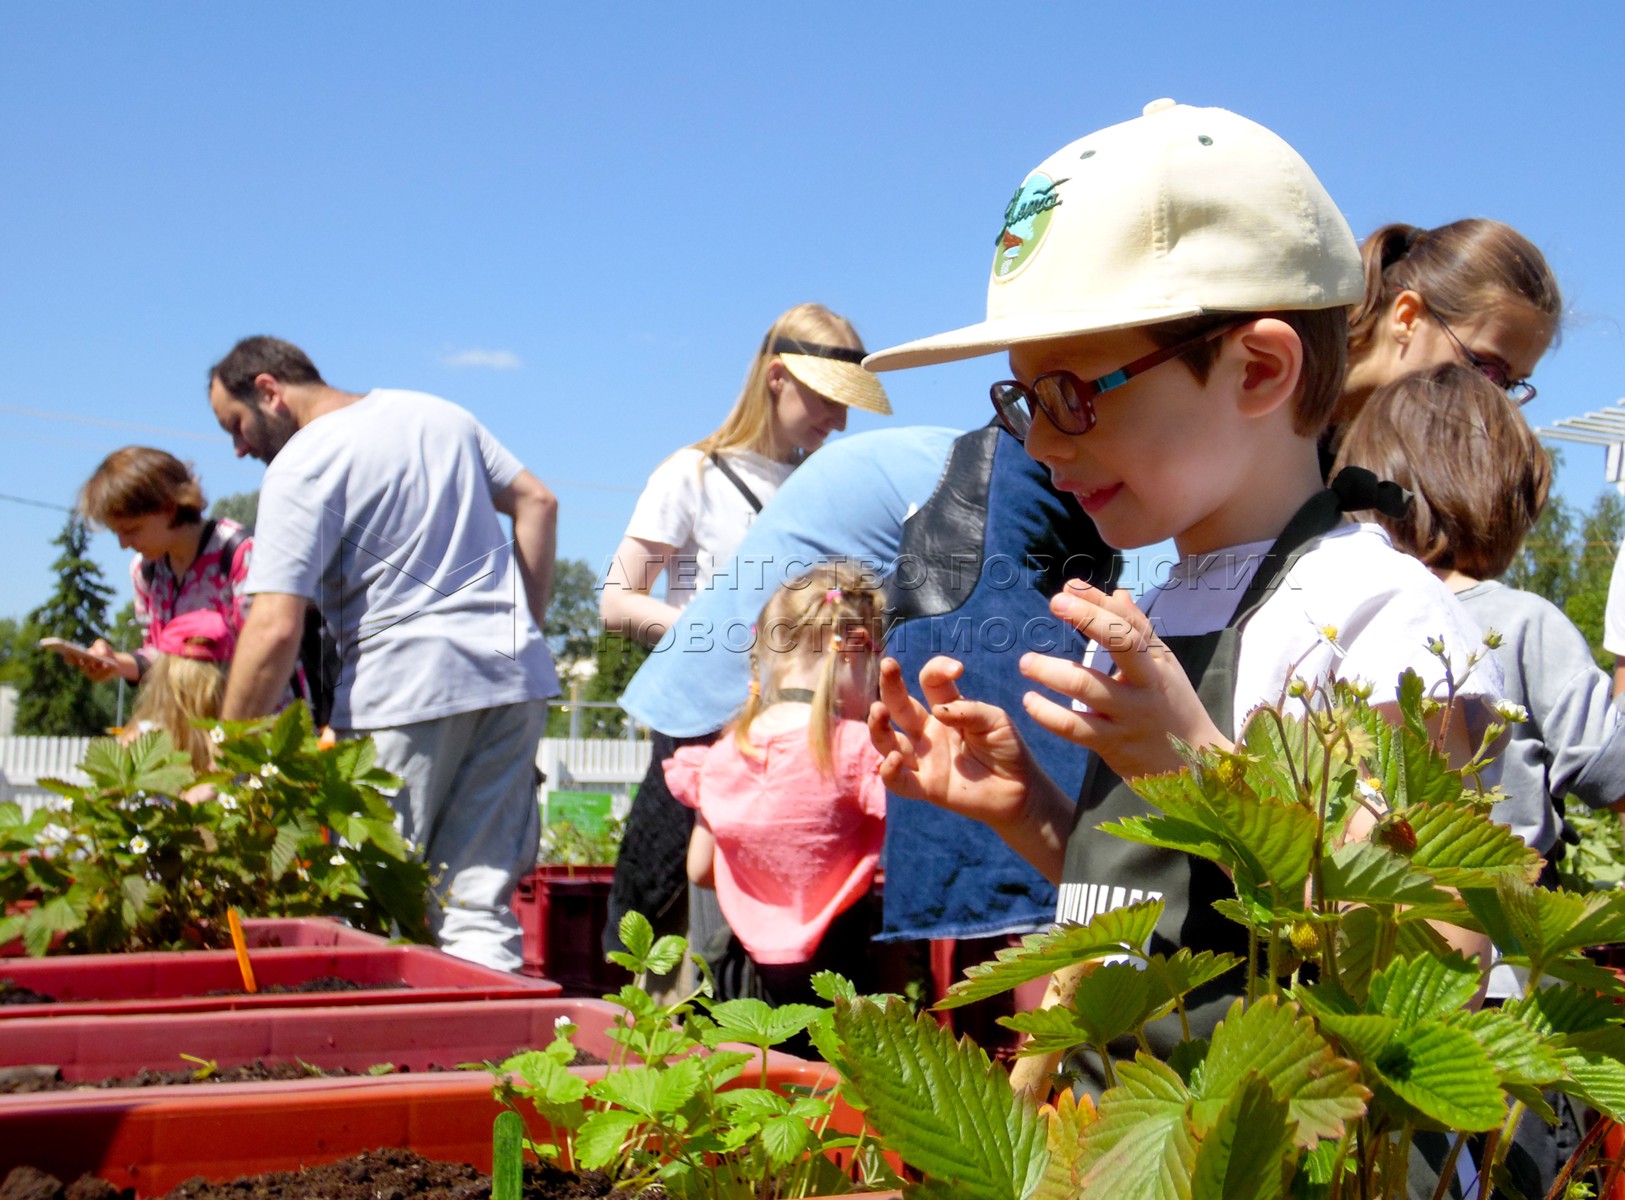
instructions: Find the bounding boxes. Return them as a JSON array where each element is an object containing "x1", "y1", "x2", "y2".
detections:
[
  {"x1": 0, "y1": 702, "x2": 431, "y2": 953},
  {"x1": 494, "y1": 911, "x2": 897, "y2": 1198},
  {"x1": 835, "y1": 651, "x2": 1625, "y2": 1198}
]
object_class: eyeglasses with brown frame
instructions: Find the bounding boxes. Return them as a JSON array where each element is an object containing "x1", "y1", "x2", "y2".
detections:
[{"x1": 989, "y1": 319, "x2": 1249, "y2": 442}]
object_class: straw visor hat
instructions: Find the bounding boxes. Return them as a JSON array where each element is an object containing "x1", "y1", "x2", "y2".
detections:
[
  {"x1": 865, "y1": 99, "x2": 1364, "y2": 372},
  {"x1": 771, "y1": 336, "x2": 892, "y2": 415}
]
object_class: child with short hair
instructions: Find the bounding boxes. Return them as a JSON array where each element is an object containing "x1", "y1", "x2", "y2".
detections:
[
  {"x1": 862, "y1": 100, "x2": 1497, "y2": 1061},
  {"x1": 663, "y1": 562, "x2": 886, "y2": 1005},
  {"x1": 1333, "y1": 362, "x2": 1625, "y2": 869}
]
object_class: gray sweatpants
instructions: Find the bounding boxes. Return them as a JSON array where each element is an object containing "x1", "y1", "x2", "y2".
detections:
[{"x1": 359, "y1": 699, "x2": 546, "y2": 972}]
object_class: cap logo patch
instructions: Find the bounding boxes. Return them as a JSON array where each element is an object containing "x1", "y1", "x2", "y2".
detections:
[{"x1": 993, "y1": 172, "x2": 1067, "y2": 281}]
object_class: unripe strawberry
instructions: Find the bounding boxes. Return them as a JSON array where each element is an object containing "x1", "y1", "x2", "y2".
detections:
[{"x1": 1289, "y1": 920, "x2": 1322, "y2": 958}]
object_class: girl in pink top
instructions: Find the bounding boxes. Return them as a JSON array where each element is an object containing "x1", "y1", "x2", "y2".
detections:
[{"x1": 663, "y1": 563, "x2": 886, "y2": 1003}]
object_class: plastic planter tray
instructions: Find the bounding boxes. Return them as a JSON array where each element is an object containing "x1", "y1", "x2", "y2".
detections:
[
  {"x1": 0, "y1": 1049, "x2": 860, "y2": 1196},
  {"x1": 0, "y1": 943, "x2": 560, "y2": 1018},
  {"x1": 0, "y1": 997, "x2": 622, "y2": 1084},
  {"x1": 236, "y1": 917, "x2": 391, "y2": 949},
  {"x1": 513, "y1": 865, "x2": 631, "y2": 996},
  {"x1": 1, "y1": 915, "x2": 388, "y2": 957}
]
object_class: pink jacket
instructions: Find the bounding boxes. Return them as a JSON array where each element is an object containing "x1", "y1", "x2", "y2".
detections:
[{"x1": 664, "y1": 719, "x2": 885, "y2": 964}]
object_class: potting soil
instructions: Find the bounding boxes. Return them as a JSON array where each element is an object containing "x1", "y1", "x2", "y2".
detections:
[
  {"x1": 0, "y1": 982, "x2": 57, "y2": 1006},
  {"x1": 0, "y1": 1047, "x2": 609, "y2": 1093},
  {"x1": 2, "y1": 1149, "x2": 663, "y2": 1200},
  {"x1": 201, "y1": 976, "x2": 411, "y2": 996}
]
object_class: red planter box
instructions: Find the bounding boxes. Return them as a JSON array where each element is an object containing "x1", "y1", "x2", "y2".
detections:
[
  {"x1": 237, "y1": 917, "x2": 391, "y2": 950},
  {"x1": 514, "y1": 865, "x2": 630, "y2": 996},
  {"x1": 0, "y1": 1052, "x2": 856, "y2": 1196},
  {"x1": 0, "y1": 943, "x2": 560, "y2": 1018},
  {"x1": 1, "y1": 915, "x2": 389, "y2": 957},
  {"x1": 0, "y1": 997, "x2": 622, "y2": 1083}
]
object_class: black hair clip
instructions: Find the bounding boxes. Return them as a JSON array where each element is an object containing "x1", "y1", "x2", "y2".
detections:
[{"x1": 1330, "y1": 466, "x2": 1412, "y2": 520}]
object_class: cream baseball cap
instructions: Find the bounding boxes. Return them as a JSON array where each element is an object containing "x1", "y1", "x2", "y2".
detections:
[{"x1": 865, "y1": 99, "x2": 1364, "y2": 372}]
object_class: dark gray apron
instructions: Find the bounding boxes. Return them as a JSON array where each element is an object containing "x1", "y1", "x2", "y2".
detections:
[{"x1": 1063, "y1": 486, "x2": 1349, "y2": 1081}]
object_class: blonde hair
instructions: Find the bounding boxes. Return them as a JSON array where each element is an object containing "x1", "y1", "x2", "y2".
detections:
[
  {"x1": 693, "y1": 304, "x2": 868, "y2": 463},
  {"x1": 80, "y1": 447, "x2": 207, "y2": 528},
  {"x1": 732, "y1": 561, "x2": 885, "y2": 775},
  {"x1": 128, "y1": 654, "x2": 227, "y2": 770}
]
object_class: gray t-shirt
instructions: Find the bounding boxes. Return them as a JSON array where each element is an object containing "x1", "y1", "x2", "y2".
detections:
[
  {"x1": 1458, "y1": 579, "x2": 1625, "y2": 853},
  {"x1": 246, "y1": 389, "x2": 560, "y2": 729}
]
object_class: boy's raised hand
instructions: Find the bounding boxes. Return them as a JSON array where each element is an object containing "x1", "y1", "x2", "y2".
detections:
[
  {"x1": 1020, "y1": 580, "x2": 1230, "y2": 779},
  {"x1": 867, "y1": 655, "x2": 1034, "y2": 832}
]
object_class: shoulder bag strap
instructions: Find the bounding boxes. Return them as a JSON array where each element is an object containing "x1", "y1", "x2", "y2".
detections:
[{"x1": 707, "y1": 451, "x2": 764, "y2": 513}]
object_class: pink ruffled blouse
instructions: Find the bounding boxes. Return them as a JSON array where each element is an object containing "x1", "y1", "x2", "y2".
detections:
[{"x1": 664, "y1": 719, "x2": 885, "y2": 964}]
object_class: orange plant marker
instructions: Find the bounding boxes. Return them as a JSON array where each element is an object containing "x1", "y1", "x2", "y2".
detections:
[{"x1": 226, "y1": 908, "x2": 259, "y2": 993}]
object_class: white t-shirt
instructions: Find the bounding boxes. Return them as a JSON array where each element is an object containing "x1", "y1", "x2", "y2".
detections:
[
  {"x1": 1604, "y1": 539, "x2": 1625, "y2": 658},
  {"x1": 1080, "y1": 523, "x2": 1503, "y2": 731},
  {"x1": 622, "y1": 447, "x2": 794, "y2": 612},
  {"x1": 246, "y1": 389, "x2": 560, "y2": 730}
]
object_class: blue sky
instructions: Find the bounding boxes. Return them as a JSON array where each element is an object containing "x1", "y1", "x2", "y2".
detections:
[{"x1": 3, "y1": 3, "x2": 1624, "y2": 622}]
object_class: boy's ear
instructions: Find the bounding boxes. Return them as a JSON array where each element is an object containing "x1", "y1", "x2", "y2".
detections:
[{"x1": 1232, "y1": 318, "x2": 1302, "y2": 419}]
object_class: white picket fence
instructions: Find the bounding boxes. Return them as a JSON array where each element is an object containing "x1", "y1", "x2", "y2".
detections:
[
  {"x1": 0, "y1": 736, "x2": 91, "y2": 817},
  {"x1": 0, "y1": 734, "x2": 648, "y2": 819},
  {"x1": 536, "y1": 737, "x2": 650, "y2": 817}
]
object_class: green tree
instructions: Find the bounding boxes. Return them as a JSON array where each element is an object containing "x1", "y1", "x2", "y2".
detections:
[
  {"x1": 545, "y1": 558, "x2": 600, "y2": 676},
  {"x1": 0, "y1": 617, "x2": 30, "y2": 688},
  {"x1": 210, "y1": 490, "x2": 258, "y2": 529},
  {"x1": 548, "y1": 632, "x2": 652, "y2": 738},
  {"x1": 1566, "y1": 489, "x2": 1625, "y2": 670},
  {"x1": 15, "y1": 516, "x2": 116, "y2": 734},
  {"x1": 1504, "y1": 490, "x2": 1577, "y2": 605}
]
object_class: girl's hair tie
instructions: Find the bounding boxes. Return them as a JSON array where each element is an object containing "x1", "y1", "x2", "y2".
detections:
[
  {"x1": 748, "y1": 679, "x2": 760, "y2": 699},
  {"x1": 823, "y1": 588, "x2": 843, "y2": 605}
]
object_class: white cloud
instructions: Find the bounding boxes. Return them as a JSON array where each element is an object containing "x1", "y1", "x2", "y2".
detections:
[{"x1": 442, "y1": 348, "x2": 522, "y2": 369}]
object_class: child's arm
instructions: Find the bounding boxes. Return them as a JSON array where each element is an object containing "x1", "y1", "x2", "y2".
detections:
[
  {"x1": 1019, "y1": 581, "x2": 1230, "y2": 779},
  {"x1": 686, "y1": 818, "x2": 717, "y2": 889},
  {"x1": 867, "y1": 655, "x2": 1076, "y2": 882}
]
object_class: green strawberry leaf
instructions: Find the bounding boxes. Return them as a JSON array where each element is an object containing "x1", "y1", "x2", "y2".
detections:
[
  {"x1": 834, "y1": 996, "x2": 1049, "y2": 1200},
  {"x1": 1367, "y1": 952, "x2": 1480, "y2": 1025},
  {"x1": 936, "y1": 901, "x2": 1162, "y2": 1010},
  {"x1": 1406, "y1": 805, "x2": 1540, "y2": 888},
  {"x1": 1371, "y1": 1022, "x2": 1506, "y2": 1131},
  {"x1": 1192, "y1": 996, "x2": 1368, "y2": 1146},
  {"x1": 1189, "y1": 1072, "x2": 1297, "y2": 1200},
  {"x1": 1074, "y1": 1056, "x2": 1196, "y2": 1200},
  {"x1": 1320, "y1": 841, "x2": 1449, "y2": 908},
  {"x1": 703, "y1": 999, "x2": 823, "y2": 1050}
]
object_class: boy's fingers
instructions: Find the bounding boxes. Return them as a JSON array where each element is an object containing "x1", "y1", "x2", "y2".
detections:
[
  {"x1": 1052, "y1": 590, "x2": 1166, "y2": 687},
  {"x1": 876, "y1": 658, "x2": 926, "y2": 736},
  {"x1": 918, "y1": 655, "x2": 966, "y2": 709},
  {"x1": 1019, "y1": 651, "x2": 1118, "y2": 712},
  {"x1": 1023, "y1": 690, "x2": 1115, "y2": 752},
  {"x1": 867, "y1": 701, "x2": 917, "y2": 768},
  {"x1": 931, "y1": 699, "x2": 1008, "y2": 739}
]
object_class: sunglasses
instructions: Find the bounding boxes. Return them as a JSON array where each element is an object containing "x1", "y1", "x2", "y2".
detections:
[
  {"x1": 1415, "y1": 296, "x2": 1537, "y2": 406},
  {"x1": 989, "y1": 319, "x2": 1247, "y2": 441}
]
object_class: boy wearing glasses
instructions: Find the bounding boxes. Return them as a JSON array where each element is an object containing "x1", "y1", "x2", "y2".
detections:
[{"x1": 864, "y1": 100, "x2": 1498, "y2": 1065}]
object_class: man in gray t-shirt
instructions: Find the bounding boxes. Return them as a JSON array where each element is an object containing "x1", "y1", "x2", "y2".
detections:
[{"x1": 208, "y1": 336, "x2": 560, "y2": 971}]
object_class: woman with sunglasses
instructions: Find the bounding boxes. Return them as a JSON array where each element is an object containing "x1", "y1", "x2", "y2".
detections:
[
  {"x1": 1335, "y1": 219, "x2": 1561, "y2": 438},
  {"x1": 600, "y1": 302, "x2": 891, "y2": 988}
]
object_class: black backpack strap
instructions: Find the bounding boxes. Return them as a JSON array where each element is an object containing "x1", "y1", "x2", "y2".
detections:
[
  {"x1": 708, "y1": 452, "x2": 764, "y2": 513},
  {"x1": 212, "y1": 519, "x2": 250, "y2": 577}
]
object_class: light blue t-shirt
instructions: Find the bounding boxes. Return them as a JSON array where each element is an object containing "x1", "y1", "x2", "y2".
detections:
[
  {"x1": 619, "y1": 426, "x2": 961, "y2": 736},
  {"x1": 247, "y1": 389, "x2": 560, "y2": 730}
]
